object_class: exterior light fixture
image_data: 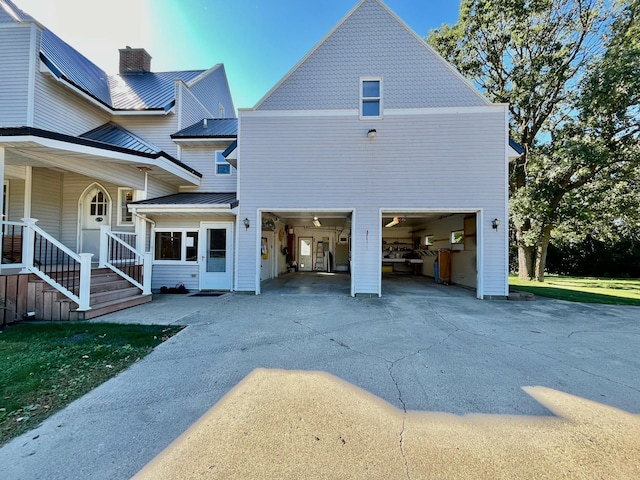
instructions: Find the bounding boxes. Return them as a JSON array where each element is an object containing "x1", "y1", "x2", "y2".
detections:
[
  {"x1": 313, "y1": 216, "x2": 321, "y2": 227},
  {"x1": 492, "y1": 218, "x2": 500, "y2": 230},
  {"x1": 367, "y1": 128, "x2": 377, "y2": 139},
  {"x1": 244, "y1": 218, "x2": 250, "y2": 230}
]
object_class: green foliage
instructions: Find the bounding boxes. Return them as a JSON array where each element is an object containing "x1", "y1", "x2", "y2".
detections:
[
  {"x1": 429, "y1": 0, "x2": 640, "y2": 279},
  {"x1": 0, "y1": 322, "x2": 182, "y2": 446}
]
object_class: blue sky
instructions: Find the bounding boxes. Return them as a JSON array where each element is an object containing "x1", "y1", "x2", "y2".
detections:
[{"x1": 15, "y1": 0, "x2": 461, "y2": 110}]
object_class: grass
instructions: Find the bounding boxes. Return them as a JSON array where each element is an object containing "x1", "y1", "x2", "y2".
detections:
[
  {"x1": 509, "y1": 275, "x2": 640, "y2": 305},
  {"x1": 0, "y1": 322, "x2": 183, "y2": 446}
]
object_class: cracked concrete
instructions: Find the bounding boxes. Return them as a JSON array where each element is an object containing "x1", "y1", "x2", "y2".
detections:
[{"x1": 1, "y1": 273, "x2": 639, "y2": 479}]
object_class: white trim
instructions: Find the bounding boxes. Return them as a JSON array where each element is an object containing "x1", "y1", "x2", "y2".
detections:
[
  {"x1": 77, "y1": 182, "x2": 112, "y2": 255},
  {"x1": 26, "y1": 23, "x2": 37, "y2": 127},
  {"x1": 0, "y1": 135, "x2": 200, "y2": 185},
  {"x1": 239, "y1": 104, "x2": 507, "y2": 118},
  {"x1": 379, "y1": 207, "x2": 484, "y2": 299},
  {"x1": 130, "y1": 205, "x2": 235, "y2": 215},
  {"x1": 253, "y1": 0, "x2": 365, "y2": 109},
  {"x1": 153, "y1": 228, "x2": 199, "y2": 264},
  {"x1": 233, "y1": 114, "x2": 243, "y2": 292},
  {"x1": 360, "y1": 76, "x2": 383, "y2": 119},
  {"x1": 199, "y1": 221, "x2": 234, "y2": 291},
  {"x1": 372, "y1": 0, "x2": 491, "y2": 106},
  {"x1": 117, "y1": 187, "x2": 135, "y2": 227},
  {"x1": 2, "y1": 179, "x2": 8, "y2": 223},
  {"x1": 23, "y1": 166, "x2": 32, "y2": 218},
  {"x1": 172, "y1": 137, "x2": 237, "y2": 144},
  {"x1": 503, "y1": 105, "x2": 510, "y2": 296}
]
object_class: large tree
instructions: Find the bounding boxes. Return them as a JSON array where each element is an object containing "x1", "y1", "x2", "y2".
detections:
[{"x1": 427, "y1": 0, "x2": 638, "y2": 280}]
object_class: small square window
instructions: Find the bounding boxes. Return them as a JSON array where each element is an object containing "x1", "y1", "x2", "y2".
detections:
[
  {"x1": 216, "y1": 151, "x2": 231, "y2": 175},
  {"x1": 361, "y1": 78, "x2": 382, "y2": 118},
  {"x1": 451, "y1": 230, "x2": 464, "y2": 244}
]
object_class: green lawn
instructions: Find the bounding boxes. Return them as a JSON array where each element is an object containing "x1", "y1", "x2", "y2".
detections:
[
  {"x1": 0, "y1": 322, "x2": 182, "y2": 446},
  {"x1": 509, "y1": 275, "x2": 640, "y2": 305}
]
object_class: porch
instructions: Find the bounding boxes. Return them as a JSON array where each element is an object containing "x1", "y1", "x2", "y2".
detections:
[{"x1": 1, "y1": 219, "x2": 151, "y2": 325}]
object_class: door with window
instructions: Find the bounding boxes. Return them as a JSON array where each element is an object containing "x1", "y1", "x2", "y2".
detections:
[
  {"x1": 80, "y1": 184, "x2": 111, "y2": 261},
  {"x1": 199, "y1": 222, "x2": 233, "y2": 290},
  {"x1": 298, "y1": 237, "x2": 313, "y2": 272}
]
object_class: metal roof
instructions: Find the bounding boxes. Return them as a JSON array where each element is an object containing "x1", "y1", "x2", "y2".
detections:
[
  {"x1": 80, "y1": 123, "x2": 160, "y2": 154},
  {"x1": 222, "y1": 140, "x2": 237, "y2": 157},
  {"x1": 108, "y1": 70, "x2": 205, "y2": 111},
  {"x1": 172, "y1": 119, "x2": 238, "y2": 138},
  {"x1": 509, "y1": 137, "x2": 525, "y2": 155},
  {"x1": 131, "y1": 192, "x2": 238, "y2": 208}
]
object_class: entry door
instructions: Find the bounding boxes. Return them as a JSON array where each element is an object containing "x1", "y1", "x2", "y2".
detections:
[
  {"x1": 80, "y1": 185, "x2": 111, "y2": 260},
  {"x1": 299, "y1": 237, "x2": 313, "y2": 272},
  {"x1": 200, "y1": 222, "x2": 233, "y2": 290}
]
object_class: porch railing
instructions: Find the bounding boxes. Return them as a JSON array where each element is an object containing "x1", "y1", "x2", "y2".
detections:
[
  {"x1": 2, "y1": 218, "x2": 92, "y2": 311},
  {"x1": 100, "y1": 227, "x2": 151, "y2": 295}
]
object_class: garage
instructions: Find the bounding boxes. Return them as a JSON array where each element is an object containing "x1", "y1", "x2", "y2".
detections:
[
  {"x1": 380, "y1": 211, "x2": 480, "y2": 295},
  {"x1": 256, "y1": 210, "x2": 353, "y2": 295}
]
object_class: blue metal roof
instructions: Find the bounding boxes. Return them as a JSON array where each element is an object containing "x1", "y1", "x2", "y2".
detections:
[
  {"x1": 172, "y1": 119, "x2": 238, "y2": 138},
  {"x1": 80, "y1": 123, "x2": 160, "y2": 154},
  {"x1": 40, "y1": 29, "x2": 113, "y2": 107},
  {"x1": 222, "y1": 140, "x2": 237, "y2": 157},
  {"x1": 509, "y1": 137, "x2": 525, "y2": 155},
  {"x1": 131, "y1": 192, "x2": 238, "y2": 208},
  {"x1": 108, "y1": 70, "x2": 205, "y2": 111}
]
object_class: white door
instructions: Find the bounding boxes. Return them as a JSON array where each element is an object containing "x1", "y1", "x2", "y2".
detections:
[
  {"x1": 199, "y1": 222, "x2": 233, "y2": 290},
  {"x1": 80, "y1": 184, "x2": 111, "y2": 261},
  {"x1": 299, "y1": 237, "x2": 313, "y2": 272}
]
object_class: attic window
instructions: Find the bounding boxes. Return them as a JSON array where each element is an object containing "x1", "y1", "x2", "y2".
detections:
[{"x1": 361, "y1": 78, "x2": 382, "y2": 118}]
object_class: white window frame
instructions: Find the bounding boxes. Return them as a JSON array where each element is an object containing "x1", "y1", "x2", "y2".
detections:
[
  {"x1": 215, "y1": 150, "x2": 231, "y2": 176},
  {"x1": 153, "y1": 229, "x2": 199, "y2": 264},
  {"x1": 117, "y1": 187, "x2": 135, "y2": 226},
  {"x1": 360, "y1": 77, "x2": 383, "y2": 119}
]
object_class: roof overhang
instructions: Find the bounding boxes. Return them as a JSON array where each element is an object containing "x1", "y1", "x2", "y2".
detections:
[
  {"x1": 130, "y1": 204, "x2": 238, "y2": 216},
  {"x1": 0, "y1": 127, "x2": 201, "y2": 186},
  {"x1": 222, "y1": 140, "x2": 237, "y2": 168}
]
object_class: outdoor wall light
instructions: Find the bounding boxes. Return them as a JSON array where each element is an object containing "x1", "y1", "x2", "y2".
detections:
[
  {"x1": 492, "y1": 218, "x2": 500, "y2": 230},
  {"x1": 244, "y1": 217, "x2": 250, "y2": 230},
  {"x1": 367, "y1": 128, "x2": 377, "y2": 139}
]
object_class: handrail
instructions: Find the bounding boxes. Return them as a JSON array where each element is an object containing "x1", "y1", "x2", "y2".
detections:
[
  {"x1": 100, "y1": 227, "x2": 151, "y2": 294},
  {"x1": 2, "y1": 218, "x2": 92, "y2": 311}
]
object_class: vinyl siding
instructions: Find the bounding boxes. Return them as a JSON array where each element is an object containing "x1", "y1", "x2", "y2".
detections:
[
  {"x1": 179, "y1": 83, "x2": 211, "y2": 131},
  {"x1": 237, "y1": 108, "x2": 508, "y2": 295},
  {"x1": 187, "y1": 65, "x2": 235, "y2": 118},
  {"x1": 0, "y1": 25, "x2": 31, "y2": 126},
  {"x1": 146, "y1": 176, "x2": 178, "y2": 200},
  {"x1": 6, "y1": 178, "x2": 25, "y2": 221},
  {"x1": 179, "y1": 146, "x2": 237, "y2": 193},
  {"x1": 152, "y1": 264, "x2": 199, "y2": 291},
  {"x1": 258, "y1": 0, "x2": 486, "y2": 111},
  {"x1": 33, "y1": 60, "x2": 110, "y2": 135},
  {"x1": 116, "y1": 115, "x2": 180, "y2": 158},
  {"x1": 31, "y1": 168, "x2": 62, "y2": 239}
]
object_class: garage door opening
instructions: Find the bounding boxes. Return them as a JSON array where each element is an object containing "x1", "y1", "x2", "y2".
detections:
[
  {"x1": 381, "y1": 211, "x2": 479, "y2": 295},
  {"x1": 258, "y1": 210, "x2": 353, "y2": 295}
]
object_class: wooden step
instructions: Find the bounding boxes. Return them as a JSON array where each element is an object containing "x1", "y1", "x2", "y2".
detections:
[
  {"x1": 89, "y1": 286, "x2": 142, "y2": 304},
  {"x1": 71, "y1": 294, "x2": 153, "y2": 320}
]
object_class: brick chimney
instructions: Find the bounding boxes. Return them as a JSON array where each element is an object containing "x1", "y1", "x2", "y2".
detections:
[{"x1": 119, "y1": 46, "x2": 151, "y2": 74}]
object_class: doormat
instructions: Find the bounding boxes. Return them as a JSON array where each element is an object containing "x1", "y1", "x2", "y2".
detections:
[{"x1": 189, "y1": 292, "x2": 225, "y2": 297}]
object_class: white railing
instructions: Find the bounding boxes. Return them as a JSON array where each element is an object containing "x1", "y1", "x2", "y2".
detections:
[
  {"x1": 2, "y1": 218, "x2": 92, "y2": 311},
  {"x1": 100, "y1": 226, "x2": 151, "y2": 295}
]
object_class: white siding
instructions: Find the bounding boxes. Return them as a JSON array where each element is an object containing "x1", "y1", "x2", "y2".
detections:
[
  {"x1": 179, "y1": 146, "x2": 237, "y2": 193},
  {"x1": 0, "y1": 25, "x2": 31, "y2": 126},
  {"x1": 6, "y1": 178, "x2": 25, "y2": 221},
  {"x1": 187, "y1": 65, "x2": 235, "y2": 118},
  {"x1": 258, "y1": 0, "x2": 486, "y2": 111},
  {"x1": 146, "y1": 176, "x2": 178, "y2": 200},
  {"x1": 31, "y1": 168, "x2": 62, "y2": 239},
  {"x1": 152, "y1": 264, "x2": 199, "y2": 291},
  {"x1": 33, "y1": 65, "x2": 110, "y2": 135},
  {"x1": 116, "y1": 115, "x2": 180, "y2": 158},
  {"x1": 179, "y1": 83, "x2": 210, "y2": 131},
  {"x1": 237, "y1": 108, "x2": 508, "y2": 296}
]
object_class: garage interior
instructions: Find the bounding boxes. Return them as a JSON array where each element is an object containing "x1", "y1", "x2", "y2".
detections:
[
  {"x1": 258, "y1": 210, "x2": 479, "y2": 295},
  {"x1": 381, "y1": 211, "x2": 478, "y2": 293}
]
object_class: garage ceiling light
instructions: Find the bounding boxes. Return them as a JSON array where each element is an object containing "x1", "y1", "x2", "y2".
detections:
[{"x1": 385, "y1": 216, "x2": 404, "y2": 228}]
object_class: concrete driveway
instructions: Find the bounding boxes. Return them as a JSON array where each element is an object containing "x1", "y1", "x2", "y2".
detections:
[{"x1": 1, "y1": 274, "x2": 639, "y2": 479}]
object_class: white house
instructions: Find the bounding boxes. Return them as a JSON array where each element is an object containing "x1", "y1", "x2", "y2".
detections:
[
  {"x1": 0, "y1": 0, "x2": 517, "y2": 323},
  {"x1": 0, "y1": 0, "x2": 236, "y2": 320},
  {"x1": 236, "y1": 0, "x2": 519, "y2": 298}
]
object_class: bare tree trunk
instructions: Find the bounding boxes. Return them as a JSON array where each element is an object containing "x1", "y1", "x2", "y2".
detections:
[
  {"x1": 515, "y1": 224, "x2": 534, "y2": 280},
  {"x1": 534, "y1": 224, "x2": 553, "y2": 282}
]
